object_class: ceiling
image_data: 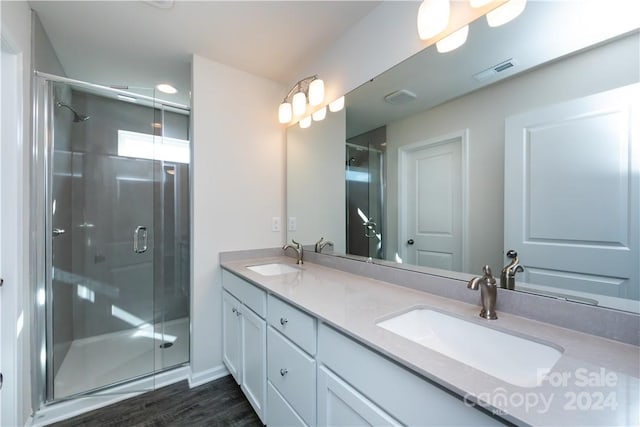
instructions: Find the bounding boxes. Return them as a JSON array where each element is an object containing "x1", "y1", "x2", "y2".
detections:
[{"x1": 29, "y1": 1, "x2": 381, "y2": 106}]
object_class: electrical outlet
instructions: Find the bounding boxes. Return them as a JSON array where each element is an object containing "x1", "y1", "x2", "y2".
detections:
[
  {"x1": 271, "y1": 217, "x2": 281, "y2": 232},
  {"x1": 288, "y1": 217, "x2": 297, "y2": 231}
]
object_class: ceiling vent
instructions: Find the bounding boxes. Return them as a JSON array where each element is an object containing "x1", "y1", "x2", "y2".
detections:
[
  {"x1": 383, "y1": 89, "x2": 417, "y2": 105},
  {"x1": 473, "y1": 58, "x2": 519, "y2": 82}
]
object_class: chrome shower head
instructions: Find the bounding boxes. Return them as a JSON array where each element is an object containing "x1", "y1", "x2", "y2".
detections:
[{"x1": 56, "y1": 101, "x2": 90, "y2": 122}]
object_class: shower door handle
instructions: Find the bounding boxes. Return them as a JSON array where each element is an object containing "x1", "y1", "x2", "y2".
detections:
[{"x1": 133, "y1": 226, "x2": 148, "y2": 253}]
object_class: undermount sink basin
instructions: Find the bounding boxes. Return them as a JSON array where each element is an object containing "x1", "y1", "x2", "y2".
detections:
[
  {"x1": 246, "y1": 263, "x2": 300, "y2": 276},
  {"x1": 377, "y1": 308, "x2": 563, "y2": 387}
]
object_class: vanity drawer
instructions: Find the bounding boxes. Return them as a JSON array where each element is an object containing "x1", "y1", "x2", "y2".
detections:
[
  {"x1": 267, "y1": 326, "x2": 316, "y2": 426},
  {"x1": 268, "y1": 381, "x2": 307, "y2": 427},
  {"x1": 268, "y1": 294, "x2": 316, "y2": 355},
  {"x1": 222, "y1": 269, "x2": 266, "y2": 318}
]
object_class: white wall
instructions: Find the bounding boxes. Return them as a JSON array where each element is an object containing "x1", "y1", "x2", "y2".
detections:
[
  {"x1": 385, "y1": 32, "x2": 640, "y2": 275},
  {"x1": 190, "y1": 55, "x2": 285, "y2": 380},
  {"x1": 287, "y1": 109, "x2": 346, "y2": 252},
  {"x1": 0, "y1": 0, "x2": 33, "y2": 424}
]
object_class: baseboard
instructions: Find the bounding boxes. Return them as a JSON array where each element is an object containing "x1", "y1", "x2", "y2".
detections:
[{"x1": 188, "y1": 364, "x2": 229, "y2": 388}]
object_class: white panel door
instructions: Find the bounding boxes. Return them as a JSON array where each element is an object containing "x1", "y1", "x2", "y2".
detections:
[
  {"x1": 241, "y1": 305, "x2": 266, "y2": 423},
  {"x1": 504, "y1": 83, "x2": 639, "y2": 309},
  {"x1": 399, "y1": 132, "x2": 466, "y2": 270}
]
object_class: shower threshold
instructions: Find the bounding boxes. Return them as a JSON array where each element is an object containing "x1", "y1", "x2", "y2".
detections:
[{"x1": 53, "y1": 317, "x2": 189, "y2": 400}]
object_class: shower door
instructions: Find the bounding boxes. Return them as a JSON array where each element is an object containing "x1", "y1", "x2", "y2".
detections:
[
  {"x1": 41, "y1": 78, "x2": 159, "y2": 400},
  {"x1": 345, "y1": 126, "x2": 386, "y2": 259}
]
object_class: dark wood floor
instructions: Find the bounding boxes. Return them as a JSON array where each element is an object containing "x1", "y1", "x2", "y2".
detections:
[{"x1": 48, "y1": 375, "x2": 263, "y2": 427}]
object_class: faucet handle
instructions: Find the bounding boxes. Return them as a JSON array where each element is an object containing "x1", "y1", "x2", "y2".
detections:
[
  {"x1": 506, "y1": 249, "x2": 518, "y2": 259},
  {"x1": 482, "y1": 265, "x2": 496, "y2": 285}
]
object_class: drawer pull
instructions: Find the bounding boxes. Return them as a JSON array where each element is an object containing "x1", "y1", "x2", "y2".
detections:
[
  {"x1": 280, "y1": 368, "x2": 288, "y2": 376},
  {"x1": 280, "y1": 317, "x2": 288, "y2": 326}
]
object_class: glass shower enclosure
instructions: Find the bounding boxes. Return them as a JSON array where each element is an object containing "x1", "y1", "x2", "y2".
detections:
[
  {"x1": 345, "y1": 126, "x2": 386, "y2": 259},
  {"x1": 32, "y1": 72, "x2": 191, "y2": 404}
]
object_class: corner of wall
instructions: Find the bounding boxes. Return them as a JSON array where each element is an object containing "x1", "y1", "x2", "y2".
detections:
[{"x1": 190, "y1": 54, "x2": 286, "y2": 378}]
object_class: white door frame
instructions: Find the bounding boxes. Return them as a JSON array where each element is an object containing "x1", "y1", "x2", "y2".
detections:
[
  {"x1": 1, "y1": 33, "x2": 26, "y2": 427},
  {"x1": 397, "y1": 129, "x2": 469, "y2": 271}
]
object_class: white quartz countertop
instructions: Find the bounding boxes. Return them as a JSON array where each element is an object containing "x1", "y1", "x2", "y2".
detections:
[{"x1": 221, "y1": 256, "x2": 640, "y2": 426}]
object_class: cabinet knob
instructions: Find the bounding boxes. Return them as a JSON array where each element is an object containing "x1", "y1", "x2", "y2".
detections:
[
  {"x1": 280, "y1": 317, "x2": 288, "y2": 326},
  {"x1": 231, "y1": 307, "x2": 236, "y2": 313},
  {"x1": 280, "y1": 368, "x2": 288, "y2": 376}
]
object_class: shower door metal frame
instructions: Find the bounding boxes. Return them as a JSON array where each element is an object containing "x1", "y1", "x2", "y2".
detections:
[{"x1": 31, "y1": 72, "x2": 190, "y2": 409}]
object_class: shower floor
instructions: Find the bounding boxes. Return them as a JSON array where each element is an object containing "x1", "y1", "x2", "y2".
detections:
[{"x1": 54, "y1": 317, "x2": 189, "y2": 399}]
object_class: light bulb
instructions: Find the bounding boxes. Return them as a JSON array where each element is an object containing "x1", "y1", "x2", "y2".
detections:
[
  {"x1": 292, "y1": 91, "x2": 307, "y2": 116},
  {"x1": 308, "y1": 79, "x2": 325, "y2": 106},
  {"x1": 312, "y1": 106, "x2": 327, "y2": 121},
  {"x1": 436, "y1": 25, "x2": 469, "y2": 53},
  {"x1": 417, "y1": 0, "x2": 450, "y2": 40},
  {"x1": 329, "y1": 96, "x2": 345, "y2": 112},
  {"x1": 299, "y1": 116, "x2": 312, "y2": 129},
  {"x1": 278, "y1": 102, "x2": 292, "y2": 124},
  {"x1": 486, "y1": 0, "x2": 527, "y2": 27}
]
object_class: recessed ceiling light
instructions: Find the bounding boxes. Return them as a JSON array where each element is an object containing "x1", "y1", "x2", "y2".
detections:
[{"x1": 156, "y1": 84, "x2": 177, "y2": 94}]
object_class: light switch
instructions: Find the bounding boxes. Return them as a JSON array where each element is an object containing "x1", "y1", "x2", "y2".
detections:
[
  {"x1": 272, "y1": 217, "x2": 281, "y2": 232},
  {"x1": 288, "y1": 217, "x2": 297, "y2": 231}
]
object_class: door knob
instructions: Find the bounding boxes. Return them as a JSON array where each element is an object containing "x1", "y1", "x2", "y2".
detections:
[
  {"x1": 407, "y1": 239, "x2": 414, "y2": 245},
  {"x1": 52, "y1": 228, "x2": 66, "y2": 237}
]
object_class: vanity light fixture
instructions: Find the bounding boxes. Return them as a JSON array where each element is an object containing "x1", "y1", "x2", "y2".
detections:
[
  {"x1": 292, "y1": 91, "x2": 307, "y2": 116},
  {"x1": 486, "y1": 0, "x2": 527, "y2": 27},
  {"x1": 312, "y1": 106, "x2": 327, "y2": 121},
  {"x1": 278, "y1": 75, "x2": 325, "y2": 124},
  {"x1": 417, "y1": 0, "x2": 450, "y2": 40},
  {"x1": 299, "y1": 116, "x2": 312, "y2": 129},
  {"x1": 418, "y1": 0, "x2": 527, "y2": 53},
  {"x1": 156, "y1": 83, "x2": 177, "y2": 94},
  {"x1": 328, "y1": 96, "x2": 345, "y2": 113},
  {"x1": 436, "y1": 25, "x2": 469, "y2": 53}
]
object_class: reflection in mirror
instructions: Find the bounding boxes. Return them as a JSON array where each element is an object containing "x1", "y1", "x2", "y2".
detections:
[{"x1": 286, "y1": 1, "x2": 639, "y2": 313}]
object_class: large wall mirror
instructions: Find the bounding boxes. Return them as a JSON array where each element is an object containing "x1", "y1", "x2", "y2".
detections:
[{"x1": 286, "y1": 1, "x2": 639, "y2": 314}]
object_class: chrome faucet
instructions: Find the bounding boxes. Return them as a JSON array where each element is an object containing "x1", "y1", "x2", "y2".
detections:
[
  {"x1": 283, "y1": 239, "x2": 303, "y2": 264},
  {"x1": 467, "y1": 265, "x2": 498, "y2": 320},
  {"x1": 500, "y1": 250, "x2": 524, "y2": 290},
  {"x1": 314, "y1": 237, "x2": 334, "y2": 253}
]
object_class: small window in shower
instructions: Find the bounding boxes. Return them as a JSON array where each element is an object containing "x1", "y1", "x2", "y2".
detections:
[{"x1": 117, "y1": 130, "x2": 190, "y2": 164}]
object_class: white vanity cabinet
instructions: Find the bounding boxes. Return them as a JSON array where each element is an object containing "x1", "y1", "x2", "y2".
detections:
[
  {"x1": 222, "y1": 270, "x2": 267, "y2": 424},
  {"x1": 266, "y1": 294, "x2": 317, "y2": 427},
  {"x1": 317, "y1": 323, "x2": 505, "y2": 427}
]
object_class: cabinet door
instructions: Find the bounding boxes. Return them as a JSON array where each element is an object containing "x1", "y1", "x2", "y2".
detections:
[
  {"x1": 222, "y1": 291, "x2": 241, "y2": 384},
  {"x1": 241, "y1": 306, "x2": 267, "y2": 424},
  {"x1": 317, "y1": 366, "x2": 401, "y2": 427}
]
